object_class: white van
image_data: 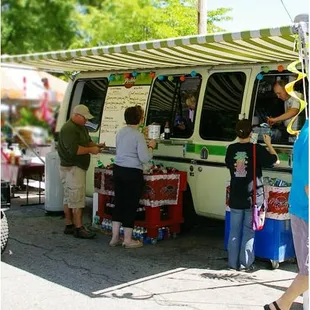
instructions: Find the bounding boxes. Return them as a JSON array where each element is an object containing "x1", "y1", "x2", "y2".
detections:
[{"x1": 3, "y1": 20, "x2": 308, "y2": 224}]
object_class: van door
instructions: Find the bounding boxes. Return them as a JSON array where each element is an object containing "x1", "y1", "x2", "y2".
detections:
[{"x1": 193, "y1": 69, "x2": 251, "y2": 219}]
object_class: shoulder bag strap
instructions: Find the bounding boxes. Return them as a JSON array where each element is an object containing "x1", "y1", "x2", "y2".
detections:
[{"x1": 253, "y1": 143, "x2": 256, "y2": 206}]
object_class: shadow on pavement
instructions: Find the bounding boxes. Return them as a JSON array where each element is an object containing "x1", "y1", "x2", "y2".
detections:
[{"x1": 1, "y1": 192, "x2": 302, "y2": 309}]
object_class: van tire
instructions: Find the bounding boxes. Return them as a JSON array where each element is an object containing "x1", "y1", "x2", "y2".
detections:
[{"x1": 181, "y1": 186, "x2": 199, "y2": 233}]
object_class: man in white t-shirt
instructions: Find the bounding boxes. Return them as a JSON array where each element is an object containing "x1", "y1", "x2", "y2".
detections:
[{"x1": 267, "y1": 80, "x2": 301, "y2": 132}]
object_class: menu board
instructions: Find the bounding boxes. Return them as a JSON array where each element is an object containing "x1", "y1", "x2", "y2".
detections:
[{"x1": 99, "y1": 85, "x2": 150, "y2": 147}]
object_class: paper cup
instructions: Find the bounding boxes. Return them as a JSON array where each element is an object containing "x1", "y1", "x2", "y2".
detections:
[{"x1": 148, "y1": 125, "x2": 161, "y2": 140}]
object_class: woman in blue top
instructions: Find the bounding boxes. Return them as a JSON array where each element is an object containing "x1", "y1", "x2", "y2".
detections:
[
  {"x1": 109, "y1": 105, "x2": 156, "y2": 249},
  {"x1": 265, "y1": 119, "x2": 309, "y2": 310}
]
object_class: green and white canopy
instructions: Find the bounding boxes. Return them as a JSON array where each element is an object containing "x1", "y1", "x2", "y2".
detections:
[{"x1": 1, "y1": 25, "x2": 299, "y2": 73}]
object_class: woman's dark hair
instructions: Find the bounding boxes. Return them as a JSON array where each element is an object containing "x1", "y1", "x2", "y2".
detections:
[
  {"x1": 235, "y1": 119, "x2": 252, "y2": 139},
  {"x1": 124, "y1": 105, "x2": 143, "y2": 125}
]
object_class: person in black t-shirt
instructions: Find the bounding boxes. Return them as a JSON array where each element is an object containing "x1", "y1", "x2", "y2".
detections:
[{"x1": 225, "y1": 119, "x2": 278, "y2": 270}]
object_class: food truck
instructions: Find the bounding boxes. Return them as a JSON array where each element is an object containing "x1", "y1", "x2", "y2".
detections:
[{"x1": 2, "y1": 17, "x2": 308, "y2": 226}]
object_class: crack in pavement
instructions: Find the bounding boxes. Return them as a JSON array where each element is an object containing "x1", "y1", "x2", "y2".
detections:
[
  {"x1": 6, "y1": 237, "x2": 122, "y2": 287},
  {"x1": 42, "y1": 251, "x2": 122, "y2": 286},
  {"x1": 8, "y1": 237, "x2": 50, "y2": 251}
]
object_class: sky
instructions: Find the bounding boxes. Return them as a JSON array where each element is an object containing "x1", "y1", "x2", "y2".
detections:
[{"x1": 208, "y1": 0, "x2": 309, "y2": 32}]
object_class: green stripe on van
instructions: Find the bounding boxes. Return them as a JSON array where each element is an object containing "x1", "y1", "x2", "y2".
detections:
[
  {"x1": 186, "y1": 144, "x2": 227, "y2": 156},
  {"x1": 278, "y1": 153, "x2": 289, "y2": 161},
  {"x1": 186, "y1": 143, "x2": 289, "y2": 161}
]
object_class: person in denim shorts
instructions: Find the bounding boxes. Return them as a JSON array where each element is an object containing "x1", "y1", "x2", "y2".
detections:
[{"x1": 58, "y1": 105, "x2": 104, "y2": 239}]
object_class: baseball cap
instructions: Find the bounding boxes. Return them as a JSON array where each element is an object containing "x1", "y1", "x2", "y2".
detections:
[{"x1": 73, "y1": 105, "x2": 94, "y2": 119}]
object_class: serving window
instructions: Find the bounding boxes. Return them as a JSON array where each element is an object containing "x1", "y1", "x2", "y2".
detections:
[
  {"x1": 199, "y1": 71, "x2": 246, "y2": 141},
  {"x1": 250, "y1": 71, "x2": 308, "y2": 145},
  {"x1": 146, "y1": 74, "x2": 202, "y2": 138}
]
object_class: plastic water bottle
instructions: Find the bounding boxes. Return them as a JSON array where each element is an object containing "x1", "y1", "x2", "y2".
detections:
[
  {"x1": 144, "y1": 237, "x2": 152, "y2": 244},
  {"x1": 165, "y1": 227, "x2": 171, "y2": 239},
  {"x1": 94, "y1": 212, "x2": 100, "y2": 225},
  {"x1": 101, "y1": 219, "x2": 106, "y2": 231},
  {"x1": 140, "y1": 228, "x2": 146, "y2": 242},
  {"x1": 158, "y1": 228, "x2": 163, "y2": 240},
  {"x1": 120, "y1": 226, "x2": 124, "y2": 236},
  {"x1": 138, "y1": 227, "x2": 143, "y2": 240}
]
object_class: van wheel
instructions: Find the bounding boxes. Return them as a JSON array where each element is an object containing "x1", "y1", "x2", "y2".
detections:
[
  {"x1": 181, "y1": 187, "x2": 199, "y2": 233},
  {"x1": 1, "y1": 211, "x2": 9, "y2": 254}
]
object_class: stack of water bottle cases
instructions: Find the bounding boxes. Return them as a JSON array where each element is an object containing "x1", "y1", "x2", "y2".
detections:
[
  {"x1": 94, "y1": 217, "x2": 172, "y2": 245},
  {"x1": 94, "y1": 163, "x2": 187, "y2": 245}
]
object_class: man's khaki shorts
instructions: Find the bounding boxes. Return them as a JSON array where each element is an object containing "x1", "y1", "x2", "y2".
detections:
[{"x1": 59, "y1": 166, "x2": 86, "y2": 209}]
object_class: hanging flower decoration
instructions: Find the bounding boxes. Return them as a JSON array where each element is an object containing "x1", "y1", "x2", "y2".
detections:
[
  {"x1": 190, "y1": 70, "x2": 197, "y2": 77},
  {"x1": 158, "y1": 75, "x2": 164, "y2": 81},
  {"x1": 149, "y1": 72, "x2": 156, "y2": 79},
  {"x1": 140, "y1": 72, "x2": 147, "y2": 78},
  {"x1": 124, "y1": 72, "x2": 131, "y2": 78},
  {"x1": 277, "y1": 65, "x2": 285, "y2": 72},
  {"x1": 180, "y1": 75, "x2": 186, "y2": 81},
  {"x1": 262, "y1": 66, "x2": 270, "y2": 73},
  {"x1": 132, "y1": 71, "x2": 138, "y2": 77},
  {"x1": 168, "y1": 76, "x2": 174, "y2": 82},
  {"x1": 115, "y1": 74, "x2": 121, "y2": 81},
  {"x1": 256, "y1": 73, "x2": 264, "y2": 80},
  {"x1": 108, "y1": 74, "x2": 115, "y2": 81}
]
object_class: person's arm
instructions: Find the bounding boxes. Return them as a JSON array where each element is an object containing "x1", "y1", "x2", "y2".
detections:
[
  {"x1": 257, "y1": 136, "x2": 279, "y2": 167},
  {"x1": 61, "y1": 129, "x2": 100, "y2": 155},
  {"x1": 263, "y1": 134, "x2": 279, "y2": 160},
  {"x1": 137, "y1": 134, "x2": 155, "y2": 164},
  {"x1": 88, "y1": 141, "x2": 106, "y2": 148},
  {"x1": 268, "y1": 108, "x2": 299, "y2": 125},
  {"x1": 77, "y1": 145, "x2": 100, "y2": 155}
]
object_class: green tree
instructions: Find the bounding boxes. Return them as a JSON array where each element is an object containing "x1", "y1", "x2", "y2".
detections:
[
  {"x1": 1, "y1": 0, "x2": 232, "y2": 54},
  {"x1": 71, "y1": 0, "x2": 232, "y2": 48},
  {"x1": 1, "y1": 0, "x2": 78, "y2": 54}
]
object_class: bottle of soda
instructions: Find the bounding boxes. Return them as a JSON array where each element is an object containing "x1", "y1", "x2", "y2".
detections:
[{"x1": 164, "y1": 121, "x2": 171, "y2": 139}]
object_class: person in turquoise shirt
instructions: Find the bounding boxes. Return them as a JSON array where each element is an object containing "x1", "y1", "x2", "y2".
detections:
[{"x1": 265, "y1": 119, "x2": 309, "y2": 310}]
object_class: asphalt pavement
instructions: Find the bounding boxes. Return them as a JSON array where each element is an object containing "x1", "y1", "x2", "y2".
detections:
[{"x1": 1, "y1": 191, "x2": 303, "y2": 310}]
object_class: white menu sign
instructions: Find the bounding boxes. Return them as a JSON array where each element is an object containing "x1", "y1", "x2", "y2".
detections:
[{"x1": 99, "y1": 85, "x2": 150, "y2": 147}]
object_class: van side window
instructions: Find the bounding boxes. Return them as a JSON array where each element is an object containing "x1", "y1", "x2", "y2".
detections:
[
  {"x1": 250, "y1": 71, "x2": 308, "y2": 145},
  {"x1": 200, "y1": 72, "x2": 246, "y2": 141},
  {"x1": 68, "y1": 78, "x2": 108, "y2": 132},
  {"x1": 146, "y1": 75, "x2": 202, "y2": 138}
]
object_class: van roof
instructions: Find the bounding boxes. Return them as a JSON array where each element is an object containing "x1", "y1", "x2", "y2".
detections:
[{"x1": 0, "y1": 25, "x2": 300, "y2": 73}]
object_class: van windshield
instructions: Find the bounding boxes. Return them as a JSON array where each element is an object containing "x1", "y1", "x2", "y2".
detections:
[{"x1": 68, "y1": 78, "x2": 108, "y2": 132}]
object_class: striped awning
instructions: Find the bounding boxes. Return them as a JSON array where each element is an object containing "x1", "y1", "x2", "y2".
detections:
[{"x1": 0, "y1": 25, "x2": 299, "y2": 73}]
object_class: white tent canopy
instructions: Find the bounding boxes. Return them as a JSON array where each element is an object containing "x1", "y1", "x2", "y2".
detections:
[
  {"x1": 1, "y1": 63, "x2": 68, "y2": 102},
  {"x1": 0, "y1": 24, "x2": 302, "y2": 73}
]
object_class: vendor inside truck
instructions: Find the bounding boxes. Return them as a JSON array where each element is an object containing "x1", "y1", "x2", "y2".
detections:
[{"x1": 252, "y1": 73, "x2": 308, "y2": 144}]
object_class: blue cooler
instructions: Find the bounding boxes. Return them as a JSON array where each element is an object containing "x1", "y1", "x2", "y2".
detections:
[
  {"x1": 225, "y1": 210, "x2": 295, "y2": 265},
  {"x1": 255, "y1": 217, "x2": 295, "y2": 262}
]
